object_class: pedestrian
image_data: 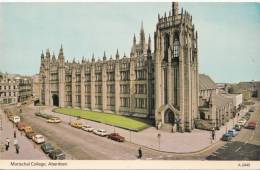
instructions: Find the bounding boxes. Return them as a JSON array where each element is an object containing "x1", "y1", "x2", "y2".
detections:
[
  {"x1": 212, "y1": 128, "x2": 215, "y2": 140},
  {"x1": 13, "y1": 138, "x2": 17, "y2": 146},
  {"x1": 15, "y1": 144, "x2": 19, "y2": 154},
  {"x1": 14, "y1": 130, "x2": 16, "y2": 138},
  {"x1": 5, "y1": 138, "x2": 10, "y2": 151},
  {"x1": 138, "y1": 147, "x2": 142, "y2": 159}
]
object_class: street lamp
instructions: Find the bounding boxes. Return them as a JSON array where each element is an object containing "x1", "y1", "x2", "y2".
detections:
[{"x1": 157, "y1": 132, "x2": 161, "y2": 151}]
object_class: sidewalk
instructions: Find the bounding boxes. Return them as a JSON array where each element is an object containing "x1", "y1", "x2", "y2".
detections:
[
  {"x1": 39, "y1": 105, "x2": 247, "y2": 153},
  {"x1": 0, "y1": 108, "x2": 48, "y2": 160}
]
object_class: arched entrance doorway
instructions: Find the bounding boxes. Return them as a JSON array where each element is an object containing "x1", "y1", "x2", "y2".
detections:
[
  {"x1": 164, "y1": 109, "x2": 175, "y2": 125},
  {"x1": 52, "y1": 94, "x2": 59, "y2": 106}
]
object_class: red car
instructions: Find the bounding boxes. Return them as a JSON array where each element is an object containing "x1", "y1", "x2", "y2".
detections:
[
  {"x1": 107, "y1": 133, "x2": 125, "y2": 142},
  {"x1": 246, "y1": 121, "x2": 256, "y2": 129}
]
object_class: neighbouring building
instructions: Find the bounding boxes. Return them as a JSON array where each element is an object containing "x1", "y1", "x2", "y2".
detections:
[
  {"x1": 32, "y1": 74, "x2": 40, "y2": 102},
  {"x1": 0, "y1": 72, "x2": 32, "y2": 104},
  {"x1": 39, "y1": 2, "x2": 199, "y2": 132},
  {"x1": 0, "y1": 73, "x2": 19, "y2": 104},
  {"x1": 197, "y1": 74, "x2": 233, "y2": 130}
]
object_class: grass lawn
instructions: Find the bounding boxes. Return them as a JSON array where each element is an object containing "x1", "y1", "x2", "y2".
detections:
[{"x1": 53, "y1": 108, "x2": 150, "y2": 131}]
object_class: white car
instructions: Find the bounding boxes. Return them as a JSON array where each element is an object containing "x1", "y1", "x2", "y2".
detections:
[
  {"x1": 32, "y1": 134, "x2": 45, "y2": 144},
  {"x1": 47, "y1": 117, "x2": 61, "y2": 123},
  {"x1": 12, "y1": 116, "x2": 20, "y2": 123},
  {"x1": 93, "y1": 129, "x2": 108, "y2": 137},
  {"x1": 81, "y1": 125, "x2": 94, "y2": 132},
  {"x1": 238, "y1": 119, "x2": 247, "y2": 126}
]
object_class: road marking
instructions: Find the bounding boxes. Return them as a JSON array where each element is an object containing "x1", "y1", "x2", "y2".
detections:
[{"x1": 235, "y1": 147, "x2": 241, "y2": 152}]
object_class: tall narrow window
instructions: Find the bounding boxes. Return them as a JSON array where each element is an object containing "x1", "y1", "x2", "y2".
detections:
[
  {"x1": 164, "y1": 33, "x2": 170, "y2": 61},
  {"x1": 173, "y1": 39, "x2": 180, "y2": 58}
]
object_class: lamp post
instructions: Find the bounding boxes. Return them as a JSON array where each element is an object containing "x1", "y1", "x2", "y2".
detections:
[{"x1": 157, "y1": 132, "x2": 161, "y2": 151}]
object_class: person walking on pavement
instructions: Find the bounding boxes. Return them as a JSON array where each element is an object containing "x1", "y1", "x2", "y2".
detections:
[
  {"x1": 5, "y1": 138, "x2": 10, "y2": 151},
  {"x1": 138, "y1": 147, "x2": 142, "y2": 159},
  {"x1": 13, "y1": 138, "x2": 17, "y2": 146},
  {"x1": 15, "y1": 144, "x2": 20, "y2": 154},
  {"x1": 212, "y1": 128, "x2": 215, "y2": 140},
  {"x1": 14, "y1": 130, "x2": 16, "y2": 138}
]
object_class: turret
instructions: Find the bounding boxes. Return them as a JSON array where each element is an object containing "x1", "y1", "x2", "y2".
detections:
[
  {"x1": 41, "y1": 50, "x2": 44, "y2": 61},
  {"x1": 103, "y1": 51, "x2": 107, "y2": 61},
  {"x1": 116, "y1": 49, "x2": 119, "y2": 60},
  {"x1": 133, "y1": 34, "x2": 136, "y2": 45},
  {"x1": 92, "y1": 53, "x2": 95, "y2": 62},
  {"x1": 140, "y1": 21, "x2": 145, "y2": 46},
  {"x1": 52, "y1": 52, "x2": 56, "y2": 61},
  {"x1": 147, "y1": 34, "x2": 151, "y2": 54},
  {"x1": 172, "y1": 2, "x2": 179, "y2": 16},
  {"x1": 46, "y1": 48, "x2": 50, "y2": 59},
  {"x1": 58, "y1": 44, "x2": 64, "y2": 59}
]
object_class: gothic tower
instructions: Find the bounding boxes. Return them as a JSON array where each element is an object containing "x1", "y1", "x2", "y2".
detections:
[{"x1": 154, "y1": 2, "x2": 199, "y2": 132}]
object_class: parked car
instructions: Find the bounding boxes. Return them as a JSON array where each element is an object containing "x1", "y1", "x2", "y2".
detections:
[
  {"x1": 222, "y1": 133, "x2": 232, "y2": 141},
  {"x1": 41, "y1": 143, "x2": 55, "y2": 154},
  {"x1": 47, "y1": 117, "x2": 61, "y2": 123},
  {"x1": 107, "y1": 133, "x2": 125, "y2": 142},
  {"x1": 49, "y1": 149, "x2": 66, "y2": 160},
  {"x1": 17, "y1": 122, "x2": 27, "y2": 131},
  {"x1": 81, "y1": 125, "x2": 94, "y2": 132},
  {"x1": 24, "y1": 126, "x2": 34, "y2": 133},
  {"x1": 32, "y1": 134, "x2": 45, "y2": 144},
  {"x1": 93, "y1": 129, "x2": 108, "y2": 137},
  {"x1": 26, "y1": 132, "x2": 36, "y2": 139},
  {"x1": 12, "y1": 115, "x2": 20, "y2": 123},
  {"x1": 246, "y1": 121, "x2": 256, "y2": 129},
  {"x1": 238, "y1": 119, "x2": 247, "y2": 126},
  {"x1": 249, "y1": 107, "x2": 255, "y2": 112},
  {"x1": 234, "y1": 124, "x2": 241, "y2": 131},
  {"x1": 69, "y1": 121, "x2": 83, "y2": 128},
  {"x1": 228, "y1": 129, "x2": 239, "y2": 137},
  {"x1": 35, "y1": 112, "x2": 42, "y2": 117}
]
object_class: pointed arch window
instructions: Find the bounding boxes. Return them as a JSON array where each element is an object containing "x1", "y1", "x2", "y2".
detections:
[{"x1": 173, "y1": 39, "x2": 180, "y2": 58}]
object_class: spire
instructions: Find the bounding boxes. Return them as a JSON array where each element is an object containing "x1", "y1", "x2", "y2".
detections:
[
  {"x1": 82, "y1": 56, "x2": 85, "y2": 63},
  {"x1": 140, "y1": 21, "x2": 145, "y2": 45},
  {"x1": 52, "y1": 52, "x2": 55, "y2": 60},
  {"x1": 116, "y1": 49, "x2": 119, "y2": 59},
  {"x1": 103, "y1": 51, "x2": 107, "y2": 61},
  {"x1": 172, "y1": 2, "x2": 179, "y2": 16},
  {"x1": 41, "y1": 50, "x2": 44, "y2": 59},
  {"x1": 148, "y1": 34, "x2": 151, "y2": 51},
  {"x1": 46, "y1": 48, "x2": 50, "y2": 58},
  {"x1": 59, "y1": 44, "x2": 64, "y2": 57},
  {"x1": 123, "y1": 52, "x2": 126, "y2": 58},
  {"x1": 92, "y1": 53, "x2": 95, "y2": 62},
  {"x1": 133, "y1": 34, "x2": 136, "y2": 45}
]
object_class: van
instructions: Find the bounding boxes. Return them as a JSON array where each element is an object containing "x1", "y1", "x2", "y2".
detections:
[
  {"x1": 13, "y1": 116, "x2": 20, "y2": 123},
  {"x1": 24, "y1": 126, "x2": 33, "y2": 133}
]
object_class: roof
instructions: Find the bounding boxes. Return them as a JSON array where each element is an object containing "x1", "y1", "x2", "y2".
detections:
[
  {"x1": 199, "y1": 74, "x2": 217, "y2": 90},
  {"x1": 212, "y1": 94, "x2": 233, "y2": 108}
]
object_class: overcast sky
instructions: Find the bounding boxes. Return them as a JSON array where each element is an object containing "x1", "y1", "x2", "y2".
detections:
[{"x1": 0, "y1": 2, "x2": 259, "y2": 83}]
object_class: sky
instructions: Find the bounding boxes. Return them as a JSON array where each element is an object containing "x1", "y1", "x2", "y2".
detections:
[{"x1": 0, "y1": 2, "x2": 259, "y2": 83}]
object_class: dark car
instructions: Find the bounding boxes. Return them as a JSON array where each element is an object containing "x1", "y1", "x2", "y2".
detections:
[
  {"x1": 246, "y1": 121, "x2": 256, "y2": 129},
  {"x1": 107, "y1": 133, "x2": 125, "y2": 142},
  {"x1": 49, "y1": 149, "x2": 66, "y2": 160},
  {"x1": 35, "y1": 112, "x2": 42, "y2": 117},
  {"x1": 26, "y1": 132, "x2": 36, "y2": 139},
  {"x1": 234, "y1": 124, "x2": 241, "y2": 131},
  {"x1": 41, "y1": 143, "x2": 55, "y2": 154},
  {"x1": 222, "y1": 133, "x2": 232, "y2": 141}
]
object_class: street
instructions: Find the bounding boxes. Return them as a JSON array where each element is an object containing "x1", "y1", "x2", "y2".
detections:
[
  {"x1": 1, "y1": 99, "x2": 259, "y2": 160},
  {"x1": 206, "y1": 100, "x2": 260, "y2": 160}
]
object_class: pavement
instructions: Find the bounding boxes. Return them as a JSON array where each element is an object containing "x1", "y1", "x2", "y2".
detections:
[
  {"x1": 0, "y1": 107, "x2": 48, "y2": 160},
  {"x1": 41, "y1": 105, "x2": 249, "y2": 153}
]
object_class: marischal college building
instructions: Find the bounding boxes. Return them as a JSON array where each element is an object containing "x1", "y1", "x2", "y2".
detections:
[{"x1": 39, "y1": 2, "x2": 199, "y2": 132}]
